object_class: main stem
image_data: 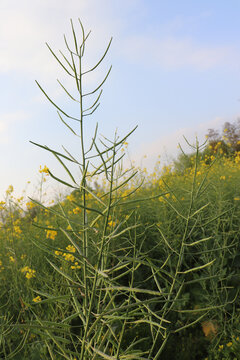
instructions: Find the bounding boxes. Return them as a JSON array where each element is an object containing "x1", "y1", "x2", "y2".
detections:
[{"x1": 79, "y1": 50, "x2": 89, "y2": 313}]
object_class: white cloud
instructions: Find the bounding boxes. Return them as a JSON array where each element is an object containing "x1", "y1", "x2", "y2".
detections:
[
  {"x1": 120, "y1": 35, "x2": 238, "y2": 70},
  {"x1": 0, "y1": 1, "x2": 119, "y2": 78},
  {"x1": 1, "y1": 1, "x2": 239, "y2": 80}
]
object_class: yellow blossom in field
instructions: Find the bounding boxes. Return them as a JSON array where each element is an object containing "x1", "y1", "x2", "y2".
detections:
[
  {"x1": 66, "y1": 245, "x2": 76, "y2": 253},
  {"x1": 39, "y1": 165, "x2": 49, "y2": 175},
  {"x1": 220, "y1": 176, "x2": 226, "y2": 180},
  {"x1": 218, "y1": 344, "x2": 224, "y2": 351},
  {"x1": 45, "y1": 227, "x2": 57, "y2": 240},
  {"x1": 25, "y1": 270, "x2": 36, "y2": 279},
  {"x1": 67, "y1": 193, "x2": 75, "y2": 201},
  {"x1": 21, "y1": 266, "x2": 36, "y2": 279},
  {"x1": 159, "y1": 179, "x2": 164, "y2": 187},
  {"x1": 226, "y1": 341, "x2": 232, "y2": 347},
  {"x1": 55, "y1": 249, "x2": 63, "y2": 256},
  {"x1": 0, "y1": 201, "x2": 6, "y2": 210},
  {"x1": 63, "y1": 253, "x2": 75, "y2": 262},
  {"x1": 234, "y1": 197, "x2": 240, "y2": 201},
  {"x1": 21, "y1": 254, "x2": 26, "y2": 260},
  {"x1": 72, "y1": 207, "x2": 81, "y2": 214},
  {"x1": 71, "y1": 261, "x2": 81, "y2": 270},
  {"x1": 33, "y1": 296, "x2": 41, "y2": 303},
  {"x1": 6, "y1": 185, "x2": 14, "y2": 195},
  {"x1": 9, "y1": 256, "x2": 15, "y2": 263},
  {"x1": 235, "y1": 152, "x2": 240, "y2": 163},
  {"x1": 13, "y1": 225, "x2": 22, "y2": 236},
  {"x1": 108, "y1": 220, "x2": 115, "y2": 227},
  {"x1": 26, "y1": 201, "x2": 35, "y2": 210}
]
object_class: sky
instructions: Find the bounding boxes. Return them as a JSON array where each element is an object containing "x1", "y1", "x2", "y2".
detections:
[{"x1": 1, "y1": 0, "x2": 240, "y2": 200}]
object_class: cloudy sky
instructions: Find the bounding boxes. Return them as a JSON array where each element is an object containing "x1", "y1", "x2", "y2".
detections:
[{"x1": 1, "y1": 0, "x2": 240, "y2": 199}]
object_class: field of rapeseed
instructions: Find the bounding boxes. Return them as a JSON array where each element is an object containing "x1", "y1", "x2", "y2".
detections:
[
  {"x1": 1, "y1": 145, "x2": 240, "y2": 359},
  {"x1": 1, "y1": 20, "x2": 240, "y2": 359}
]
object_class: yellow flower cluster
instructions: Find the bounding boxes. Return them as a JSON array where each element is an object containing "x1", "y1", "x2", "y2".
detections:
[
  {"x1": 26, "y1": 201, "x2": 35, "y2": 210},
  {"x1": 0, "y1": 201, "x2": 6, "y2": 211},
  {"x1": 9, "y1": 256, "x2": 15, "y2": 263},
  {"x1": 218, "y1": 336, "x2": 239, "y2": 352},
  {"x1": 45, "y1": 226, "x2": 57, "y2": 240},
  {"x1": 72, "y1": 207, "x2": 81, "y2": 214},
  {"x1": 108, "y1": 216, "x2": 119, "y2": 228},
  {"x1": 6, "y1": 185, "x2": 14, "y2": 195},
  {"x1": 21, "y1": 266, "x2": 36, "y2": 279},
  {"x1": 13, "y1": 219, "x2": 22, "y2": 238},
  {"x1": 54, "y1": 245, "x2": 81, "y2": 270},
  {"x1": 39, "y1": 165, "x2": 49, "y2": 175},
  {"x1": 33, "y1": 296, "x2": 42, "y2": 303},
  {"x1": 66, "y1": 194, "x2": 75, "y2": 202}
]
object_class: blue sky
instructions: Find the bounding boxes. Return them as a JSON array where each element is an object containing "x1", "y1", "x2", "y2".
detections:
[{"x1": 1, "y1": 0, "x2": 240, "y2": 200}]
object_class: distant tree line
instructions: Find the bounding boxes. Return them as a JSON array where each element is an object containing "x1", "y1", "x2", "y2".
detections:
[{"x1": 173, "y1": 119, "x2": 240, "y2": 173}]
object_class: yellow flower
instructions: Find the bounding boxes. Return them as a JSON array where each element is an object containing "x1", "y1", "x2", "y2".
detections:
[
  {"x1": 9, "y1": 256, "x2": 15, "y2": 263},
  {"x1": 66, "y1": 245, "x2": 76, "y2": 253},
  {"x1": 218, "y1": 344, "x2": 224, "y2": 351},
  {"x1": 39, "y1": 165, "x2": 49, "y2": 175},
  {"x1": 108, "y1": 220, "x2": 116, "y2": 227},
  {"x1": 226, "y1": 341, "x2": 232, "y2": 347},
  {"x1": 71, "y1": 262, "x2": 81, "y2": 269},
  {"x1": 55, "y1": 250, "x2": 63, "y2": 256},
  {"x1": 73, "y1": 207, "x2": 81, "y2": 214},
  {"x1": 220, "y1": 176, "x2": 226, "y2": 180},
  {"x1": 63, "y1": 253, "x2": 75, "y2": 262},
  {"x1": 6, "y1": 185, "x2": 14, "y2": 195},
  {"x1": 66, "y1": 194, "x2": 75, "y2": 202},
  {"x1": 21, "y1": 266, "x2": 30, "y2": 273},
  {"x1": 45, "y1": 227, "x2": 57, "y2": 240},
  {"x1": 26, "y1": 201, "x2": 35, "y2": 209},
  {"x1": 25, "y1": 270, "x2": 36, "y2": 279},
  {"x1": 21, "y1": 266, "x2": 36, "y2": 279},
  {"x1": 13, "y1": 225, "x2": 22, "y2": 236},
  {"x1": 0, "y1": 201, "x2": 6, "y2": 210},
  {"x1": 33, "y1": 296, "x2": 41, "y2": 303}
]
